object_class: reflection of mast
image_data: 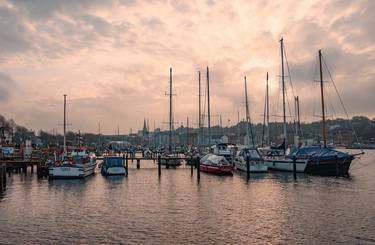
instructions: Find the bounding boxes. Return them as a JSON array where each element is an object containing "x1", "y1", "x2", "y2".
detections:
[{"x1": 319, "y1": 50, "x2": 327, "y2": 147}]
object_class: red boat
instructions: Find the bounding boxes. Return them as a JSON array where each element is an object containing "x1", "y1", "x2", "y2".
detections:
[{"x1": 200, "y1": 154, "x2": 233, "y2": 175}]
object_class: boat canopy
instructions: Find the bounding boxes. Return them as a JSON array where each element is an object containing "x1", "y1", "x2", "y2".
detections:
[
  {"x1": 104, "y1": 156, "x2": 124, "y2": 167},
  {"x1": 289, "y1": 146, "x2": 353, "y2": 161},
  {"x1": 239, "y1": 148, "x2": 263, "y2": 161},
  {"x1": 201, "y1": 154, "x2": 229, "y2": 165}
]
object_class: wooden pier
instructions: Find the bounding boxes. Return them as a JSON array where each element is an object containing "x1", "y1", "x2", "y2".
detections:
[
  {"x1": 0, "y1": 154, "x2": 47, "y2": 178},
  {"x1": 0, "y1": 164, "x2": 6, "y2": 194}
]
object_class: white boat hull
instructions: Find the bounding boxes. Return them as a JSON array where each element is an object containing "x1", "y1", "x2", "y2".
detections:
[
  {"x1": 235, "y1": 162, "x2": 268, "y2": 173},
  {"x1": 49, "y1": 162, "x2": 97, "y2": 179},
  {"x1": 102, "y1": 166, "x2": 126, "y2": 175},
  {"x1": 264, "y1": 159, "x2": 307, "y2": 172}
]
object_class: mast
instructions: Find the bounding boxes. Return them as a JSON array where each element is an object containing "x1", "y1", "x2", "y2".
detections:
[
  {"x1": 63, "y1": 94, "x2": 67, "y2": 156},
  {"x1": 186, "y1": 116, "x2": 189, "y2": 146},
  {"x1": 198, "y1": 71, "x2": 202, "y2": 149},
  {"x1": 169, "y1": 67, "x2": 173, "y2": 153},
  {"x1": 319, "y1": 50, "x2": 327, "y2": 147},
  {"x1": 237, "y1": 111, "x2": 240, "y2": 144},
  {"x1": 98, "y1": 122, "x2": 101, "y2": 148},
  {"x1": 220, "y1": 114, "x2": 223, "y2": 136},
  {"x1": 244, "y1": 76, "x2": 255, "y2": 146},
  {"x1": 266, "y1": 72, "x2": 270, "y2": 146},
  {"x1": 280, "y1": 38, "x2": 287, "y2": 154},
  {"x1": 296, "y1": 96, "x2": 301, "y2": 141},
  {"x1": 207, "y1": 66, "x2": 211, "y2": 146}
]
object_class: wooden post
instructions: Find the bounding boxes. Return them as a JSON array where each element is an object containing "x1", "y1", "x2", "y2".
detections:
[
  {"x1": 158, "y1": 155, "x2": 161, "y2": 177},
  {"x1": 2, "y1": 164, "x2": 6, "y2": 189},
  {"x1": 190, "y1": 156, "x2": 194, "y2": 176},
  {"x1": 0, "y1": 165, "x2": 3, "y2": 194},
  {"x1": 166, "y1": 158, "x2": 169, "y2": 169},
  {"x1": 335, "y1": 155, "x2": 339, "y2": 177},
  {"x1": 197, "y1": 156, "x2": 200, "y2": 181},
  {"x1": 246, "y1": 156, "x2": 250, "y2": 180},
  {"x1": 23, "y1": 164, "x2": 27, "y2": 176},
  {"x1": 31, "y1": 164, "x2": 34, "y2": 174},
  {"x1": 136, "y1": 159, "x2": 140, "y2": 169},
  {"x1": 293, "y1": 157, "x2": 297, "y2": 181},
  {"x1": 0, "y1": 164, "x2": 3, "y2": 194},
  {"x1": 125, "y1": 154, "x2": 129, "y2": 177}
]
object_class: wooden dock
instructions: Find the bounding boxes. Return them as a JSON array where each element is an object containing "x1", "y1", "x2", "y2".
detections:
[{"x1": 0, "y1": 164, "x2": 6, "y2": 194}]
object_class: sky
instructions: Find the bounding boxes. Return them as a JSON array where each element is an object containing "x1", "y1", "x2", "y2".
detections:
[{"x1": 0, "y1": 0, "x2": 374, "y2": 135}]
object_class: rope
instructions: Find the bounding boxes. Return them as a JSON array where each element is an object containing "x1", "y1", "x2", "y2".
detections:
[{"x1": 321, "y1": 55, "x2": 362, "y2": 152}]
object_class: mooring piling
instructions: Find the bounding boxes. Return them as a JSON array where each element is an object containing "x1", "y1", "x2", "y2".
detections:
[
  {"x1": 246, "y1": 156, "x2": 250, "y2": 181},
  {"x1": 136, "y1": 159, "x2": 140, "y2": 169},
  {"x1": 197, "y1": 156, "x2": 200, "y2": 181},
  {"x1": 158, "y1": 155, "x2": 161, "y2": 177},
  {"x1": 293, "y1": 157, "x2": 297, "y2": 181},
  {"x1": 166, "y1": 159, "x2": 169, "y2": 169},
  {"x1": 125, "y1": 154, "x2": 129, "y2": 177},
  {"x1": 0, "y1": 164, "x2": 6, "y2": 194},
  {"x1": 190, "y1": 156, "x2": 194, "y2": 176}
]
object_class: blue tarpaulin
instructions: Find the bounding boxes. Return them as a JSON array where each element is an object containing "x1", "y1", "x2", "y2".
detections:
[{"x1": 289, "y1": 146, "x2": 353, "y2": 161}]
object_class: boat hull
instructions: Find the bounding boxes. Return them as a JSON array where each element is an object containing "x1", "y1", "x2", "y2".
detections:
[
  {"x1": 199, "y1": 164, "x2": 233, "y2": 175},
  {"x1": 101, "y1": 166, "x2": 126, "y2": 176},
  {"x1": 49, "y1": 162, "x2": 97, "y2": 179},
  {"x1": 305, "y1": 159, "x2": 352, "y2": 176},
  {"x1": 160, "y1": 159, "x2": 182, "y2": 167},
  {"x1": 264, "y1": 159, "x2": 307, "y2": 173},
  {"x1": 235, "y1": 162, "x2": 268, "y2": 173}
]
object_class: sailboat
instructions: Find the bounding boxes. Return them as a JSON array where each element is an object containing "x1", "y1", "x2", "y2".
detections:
[
  {"x1": 263, "y1": 38, "x2": 309, "y2": 173},
  {"x1": 200, "y1": 67, "x2": 234, "y2": 175},
  {"x1": 288, "y1": 50, "x2": 361, "y2": 176},
  {"x1": 49, "y1": 95, "x2": 97, "y2": 179},
  {"x1": 160, "y1": 68, "x2": 182, "y2": 167},
  {"x1": 234, "y1": 76, "x2": 268, "y2": 173}
]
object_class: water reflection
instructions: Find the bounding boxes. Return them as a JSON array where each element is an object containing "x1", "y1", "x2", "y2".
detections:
[{"x1": 0, "y1": 151, "x2": 373, "y2": 244}]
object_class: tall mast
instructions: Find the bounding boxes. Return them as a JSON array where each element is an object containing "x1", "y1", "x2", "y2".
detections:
[
  {"x1": 169, "y1": 67, "x2": 173, "y2": 153},
  {"x1": 98, "y1": 122, "x2": 101, "y2": 148},
  {"x1": 244, "y1": 76, "x2": 255, "y2": 146},
  {"x1": 186, "y1": 116, "x2": 189, "y2": 146},
  {"x1": 296, "y1": 96, "x2": 301, "y2": 140},
  {"x1": 63, "y1": 94, "x2": 67, "y2": 156},
  {"x1": 280, "y1": 38, "x2": 287, "y2": 154},
  {"x1": 220, "y1": 114, "x2": 223, "y2": 136},
  {"x1": 266, "y1": 72, "x2": 270, "y2": 146},
  {"x1": 237, "y1": 110, "x2": 240, "y2": 144},
  {"x1": 198, "y1": 71, "x2": 202, "y2": 149},
  {"x1": 207, "y1": 67, "x2": 211, "y2": 146},
  {"x1": 319, "y1": 50, "x2": 327, "y2": 147}
]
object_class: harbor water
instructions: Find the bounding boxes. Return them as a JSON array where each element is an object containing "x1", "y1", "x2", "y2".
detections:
[{"x1": 0, "y1": 150, "x2": 374, "y2": 244}]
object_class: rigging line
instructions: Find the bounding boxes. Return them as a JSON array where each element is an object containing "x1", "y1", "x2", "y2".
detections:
[
  {"x1": 321, "y1": 55, "x2": 362, "y2": 148},
  {"x1": 283, "y1": 45, "x2": 296, "y2": 99},
  {"x1": 284, "y1": 85, "x2": 294, "y2": 125}
]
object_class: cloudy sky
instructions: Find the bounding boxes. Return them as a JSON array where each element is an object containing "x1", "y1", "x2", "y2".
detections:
[{"x1": 0, "y1": 0, "x2": 374, "y2": 134}]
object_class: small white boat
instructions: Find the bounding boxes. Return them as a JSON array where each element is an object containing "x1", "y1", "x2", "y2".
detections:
[
  {"x1": 234, "y1": 148, "x2": 268, "y2": 173},
  {"x1": 49, "y1": 149, "x2": 97, "y2": 179},
  {"x1": 101, "y1": 156, "x2": 126, "y2": 176}
]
